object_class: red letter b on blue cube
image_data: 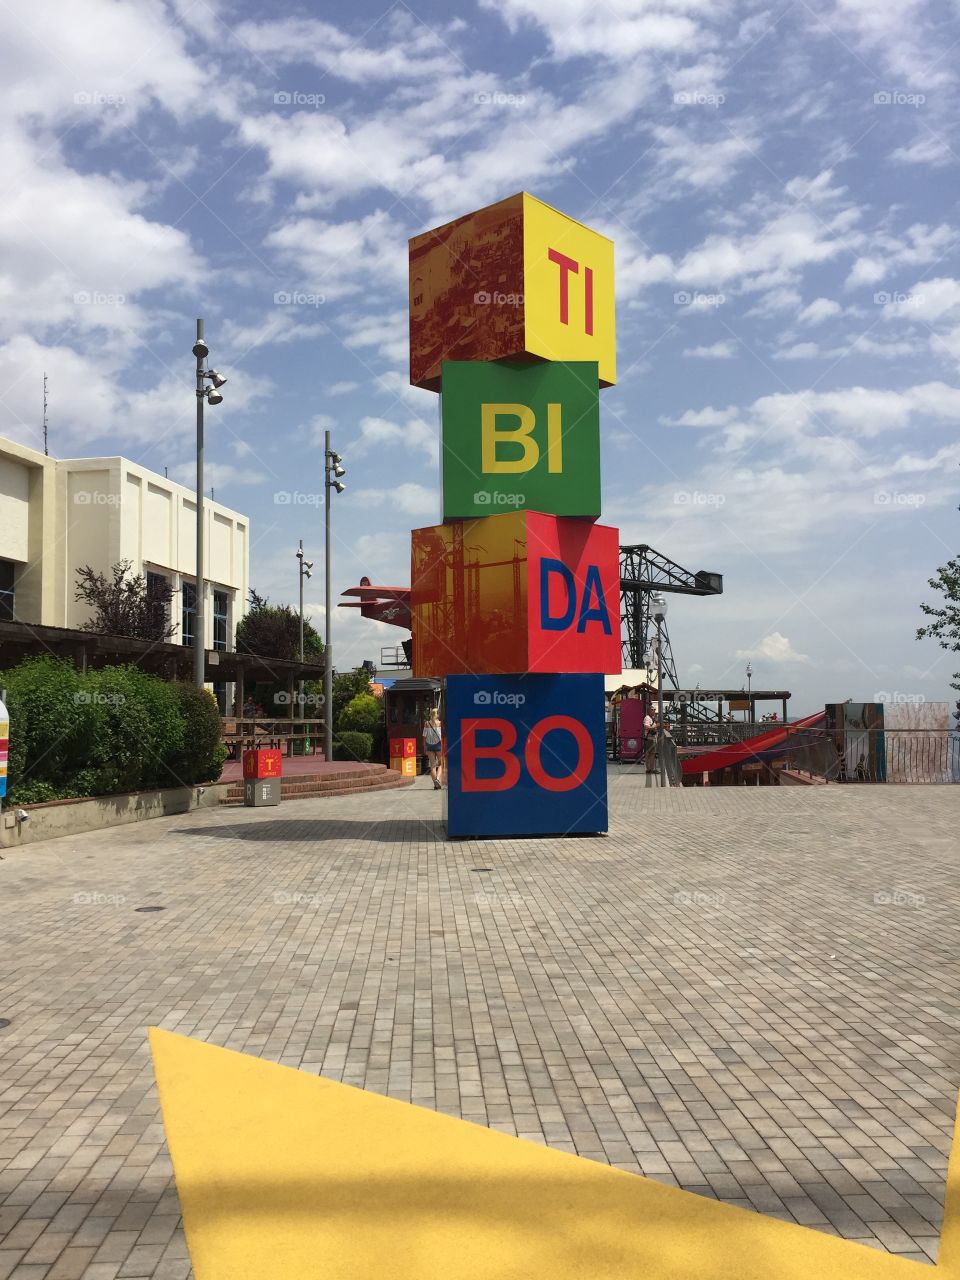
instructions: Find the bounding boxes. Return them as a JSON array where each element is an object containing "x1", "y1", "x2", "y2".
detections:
[{"x1": 445, "y1": 674, "x2": 608, "y2": 837}]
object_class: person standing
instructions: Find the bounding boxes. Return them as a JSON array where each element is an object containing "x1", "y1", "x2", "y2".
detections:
[
  {"x1": 643, "y1": 708, "x2": 657, "y2": 773},
  {"x1": 423, "y1": 709, "x2": 443, "y2": 790}
]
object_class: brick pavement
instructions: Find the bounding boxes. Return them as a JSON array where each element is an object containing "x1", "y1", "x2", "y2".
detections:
[{"x1": 1, "y1": 774, "x2": 958, "y2": 1276}]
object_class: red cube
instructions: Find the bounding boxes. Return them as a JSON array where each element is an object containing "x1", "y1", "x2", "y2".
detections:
[
  {"x1": 389, "y1": 737, "x2": 417, "y2": 758},
  {"x1": 243, "y1": 748, "x2": 283, "y2": 780},
  {"x1": 411, "y1": 511, "x2": 621, "y2": 677}
]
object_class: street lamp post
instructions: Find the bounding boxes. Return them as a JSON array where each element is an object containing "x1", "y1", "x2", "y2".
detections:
[
  {"x1": 296, "y1": 541, "x2": 313, "y2": 718},
  {"x1": 191, "y1": 320, "x2": 227, "y2": 689},
  {"x1": 652, "y1": 593, "x2": 668, "y2": 787},
  {"x1": 323, "y1": 431, "x2": 346, "y2": 761},
  {"x1": 746, "y1": 661, "x2": 754, "y2": 724}
]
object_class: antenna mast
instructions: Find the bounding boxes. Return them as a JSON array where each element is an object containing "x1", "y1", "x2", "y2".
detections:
[{"x1": 43, "y1": 373, "x2": 48, "y2": 456}]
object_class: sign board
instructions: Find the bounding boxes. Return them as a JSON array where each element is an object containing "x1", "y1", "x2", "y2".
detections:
[
  {"x1": 0, "y1": 696, "x2": 8, "y2": 800},
  {"x1": 243, "y1": 749, "x2": 282, "y2": 780}
]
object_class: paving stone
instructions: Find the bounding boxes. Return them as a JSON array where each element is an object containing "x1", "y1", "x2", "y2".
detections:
[{"x1": 1, "y1": 778, "x2": 958, "y2": 1276}]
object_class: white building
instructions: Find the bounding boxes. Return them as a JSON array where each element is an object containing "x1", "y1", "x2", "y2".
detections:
[{"x1": 0, "y1": 436, "x2": 249, "y2": 657}]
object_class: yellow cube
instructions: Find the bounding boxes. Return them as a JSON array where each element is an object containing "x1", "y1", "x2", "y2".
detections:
[{"x1": 409, "y1": 193, "x2": 615, "y2": 391}]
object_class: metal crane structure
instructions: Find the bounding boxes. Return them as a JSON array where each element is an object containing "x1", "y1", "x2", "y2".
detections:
[{"x1": 619, "y1": 544, "x2": 723, "y2": 688}]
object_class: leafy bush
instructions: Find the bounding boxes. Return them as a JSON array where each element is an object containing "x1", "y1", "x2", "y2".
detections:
[
  {"x1": 164, "y1": 684, "x2": 226, "y2": 785},
  {"x1": 0, "y1": 657, "x2": 225, "y2": 800},
  {"x1": 333, "y1": 731, "x2": 373, "y2": 762},
  {"x1": 338, "y1": 693, "x2": 380, "y2": 735},
  {"x1": 85, "y1": 665, "x2": 180, "y2": 795},
  {"x1": 0, "y1": 657, "x2": 93, "y2": 797},
  {"x1": 7, "y1": 780, "x2": 70, "y2": 806}
]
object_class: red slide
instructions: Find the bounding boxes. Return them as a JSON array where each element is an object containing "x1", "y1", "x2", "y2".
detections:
[{"x1": 680, "y1": 711, "x2": 825, "y2": 776}]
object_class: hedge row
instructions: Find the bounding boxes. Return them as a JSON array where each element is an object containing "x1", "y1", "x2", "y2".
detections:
[{"x1": 0, "y1": 656, "x2": 226, "y2": 804}]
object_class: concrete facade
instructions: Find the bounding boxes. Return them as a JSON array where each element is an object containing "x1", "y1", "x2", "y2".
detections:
[{"x1": 0, "y1": 436, "x2": 249, "y2": 651}]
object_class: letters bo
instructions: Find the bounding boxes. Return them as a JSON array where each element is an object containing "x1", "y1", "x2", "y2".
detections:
[
  {"x1": 441, "y1": 361, "x2": 601, "y2": 518},
  {"x1": 445, "y1": 674, "x2": 608, "y2": 837}
]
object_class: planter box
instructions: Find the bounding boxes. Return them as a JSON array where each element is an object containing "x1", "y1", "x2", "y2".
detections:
[{"x1": 0, "y1": 783, "x2": 222, "y2": 849}]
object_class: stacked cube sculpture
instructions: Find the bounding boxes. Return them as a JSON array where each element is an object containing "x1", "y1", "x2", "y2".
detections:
[{"x1": 408, "y1": 193, "x2": 621, "y2": 837}]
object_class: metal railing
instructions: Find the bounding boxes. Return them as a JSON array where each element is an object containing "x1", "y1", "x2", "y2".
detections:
[
  {"x1": 676, "y1": 727, "x2": 959, "y2": 784},
  {"x1": 669, "y1": 719, "x2": 790, "y2": 748}
]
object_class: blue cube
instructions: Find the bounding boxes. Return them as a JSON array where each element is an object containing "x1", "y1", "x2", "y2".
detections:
[{"x1": 445, "y1": 673, "x2": 608, "y2": 837}]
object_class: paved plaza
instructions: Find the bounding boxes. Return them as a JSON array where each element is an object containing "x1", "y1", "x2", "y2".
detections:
[{"x1": 1, "y1": 774, "x2": 958, "y2": 1277}]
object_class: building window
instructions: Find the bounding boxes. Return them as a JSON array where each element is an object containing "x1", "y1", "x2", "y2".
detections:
[
  {"x1": 0, "y1": 560, "x2": 14, "y2": 622},
  {"x1": 181, "y1": 581, "x2": 196, "y2": 648},
  {"x1": 213, "y1": 590, "x2": 229, "y2": 651},
  {"x1": 146, "y1": 571, "x2": 169, "y2": 634}
]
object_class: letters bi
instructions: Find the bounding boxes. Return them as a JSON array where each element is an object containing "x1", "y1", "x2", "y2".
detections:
[
  {"x1": 481, "y1": 402, "x2": 563, "y2": 474},
  {"x1": 461, "y1": 715, "x2": 594, "y2": 793},
  {"x1": 539, "y1": 559, "x2": 612, "y2": 635}
]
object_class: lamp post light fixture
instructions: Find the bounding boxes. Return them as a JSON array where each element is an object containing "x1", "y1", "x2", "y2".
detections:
[
  {"x1": 323, "y1": 431, "x2": 346, "y2": 761},
  {"x1": 296, "y1": 541, "x2": 313, "y2": 718},
  {"x1": 651, "y1": 593, "x2": 668, "y2": 787},
  {"x1": 192, "y1": 319, "x2": 227, "y2": 689}
]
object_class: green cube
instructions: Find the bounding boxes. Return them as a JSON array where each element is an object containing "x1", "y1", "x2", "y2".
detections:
[{"x1": 440, "y1": 360, "x2": 601, "y2": 518}]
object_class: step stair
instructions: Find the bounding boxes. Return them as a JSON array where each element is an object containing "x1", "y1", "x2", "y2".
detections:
[{"x1": 219, "y1": 764, "x2": 415, "y2": 805}]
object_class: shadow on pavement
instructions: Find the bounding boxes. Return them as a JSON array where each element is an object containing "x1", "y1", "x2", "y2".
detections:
[{"x1": 170, "y1": 818, "x2": 448, "y2": 843}]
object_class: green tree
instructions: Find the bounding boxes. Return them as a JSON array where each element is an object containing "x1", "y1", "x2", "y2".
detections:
[
  {"x1": 918, "y1": 553, "x2": 960, "y2": 693},
  {"x1": 332, "y1": 669, "x2": 372, "y2": 727},
  {"x1": 236, "y1": 589, "x2": 323, "y2": 661},
  {"x1": 338, "y1": 693, "x2": 381, "y2": 734},
  {"x1": 75, "y1": 560, "x2": 174, "y2": 641}
]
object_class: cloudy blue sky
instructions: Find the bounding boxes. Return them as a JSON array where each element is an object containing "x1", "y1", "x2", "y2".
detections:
[{"x1": 1, "y1": 0, "x2": 958, "y2": 713}]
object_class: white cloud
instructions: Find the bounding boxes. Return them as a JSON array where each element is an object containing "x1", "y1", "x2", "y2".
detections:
[
  {"x1": 676, "y1": 207, "x2": 857, "y2": 293},
  {"x1": 354, "y1": 414, "x2": 437, "y2": 461},
  {"x1": 736, "y1": 632, "x2": 810, "y2": 664},
  {"x1": 481, "y1": 0, "x2": 707, "y2": 60},
  {"x1": 647, "y1": 125, "x2": 758, "y2": 193},
  {"x1": 329, "y1": 381, "x2": 359, "y2": 395},
  {"x1": 265, "y1": 210, "x2": 407, "y2": 300},
  {"x1": 0, "y1": 335, "x2": 272, "y2": 456},
  {"x1": 351, "y1": 482, "x2": 438, "y2": 516},
  {"x1": 891, "y1": 135, "x2": 953, "y2": 168},
  {"x1": 776, "y1": 342, "x2": 820, "y2": 360},
  {"x1": 662, "y1": 405, "x2": 739, "y2": 427},
  {"x1": 885, "y1": 277, "x2": 960, "y2": 322},
  {"x1": 0, "y1": 130, "x2": 201, "y2": 342},
  {"x1": 683, "y1": 340, "x2": 737, "y2": 358},
  {"x1": 0, "y1": 0, "x2": 208, "y2": 127},
  {"x1": 798, "y1": 297, "x2": 842, "y2": 325},
  {"x1": 845, "y1": 224, "x2": 955, "y2": 290},
  {"x1": 235, "y1": 12, "x2": 461, "y2": 84}
]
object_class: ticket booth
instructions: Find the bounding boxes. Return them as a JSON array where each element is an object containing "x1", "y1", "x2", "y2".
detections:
[{"x1": 383, "y1": 677, "x2": 441, "y2": 772}]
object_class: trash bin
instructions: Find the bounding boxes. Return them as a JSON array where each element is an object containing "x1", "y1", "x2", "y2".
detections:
[{"x1": 243, "y1": 749, "x2": 282, "y2": 806}]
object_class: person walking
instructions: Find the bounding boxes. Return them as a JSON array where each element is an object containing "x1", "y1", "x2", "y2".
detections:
[{"x1": 423, "y1": 709, "x2": 443, "y2": 790}]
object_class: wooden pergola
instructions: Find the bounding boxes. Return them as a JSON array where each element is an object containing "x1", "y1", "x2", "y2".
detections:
[{"x1": 0, "y1": 619, "x2": 326, "y2": 719}]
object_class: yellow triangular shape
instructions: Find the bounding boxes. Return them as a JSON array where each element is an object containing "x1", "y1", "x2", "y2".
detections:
[{"x1": 150, "y1": 1029, "x2": 955, "y2": 1279}]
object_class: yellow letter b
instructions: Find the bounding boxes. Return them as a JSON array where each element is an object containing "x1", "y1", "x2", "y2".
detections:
[{"x1": 481, "y1": 404, "x2": 539, "y2": 473}]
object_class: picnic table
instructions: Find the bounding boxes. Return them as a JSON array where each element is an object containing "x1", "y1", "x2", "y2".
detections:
[{"x1": 222, "y1": 718, "x2": 325, "y2": 759}]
